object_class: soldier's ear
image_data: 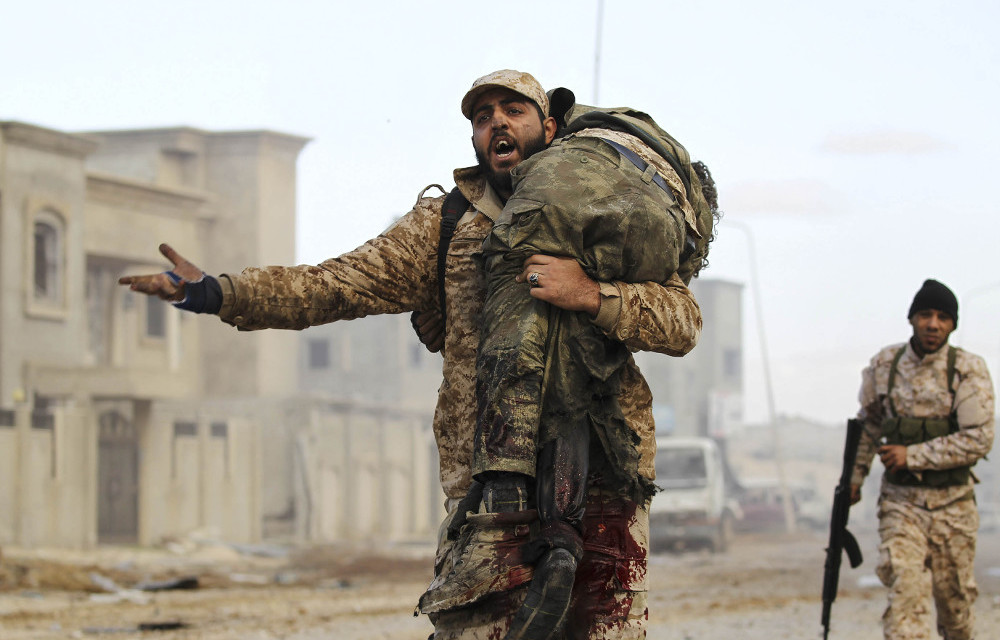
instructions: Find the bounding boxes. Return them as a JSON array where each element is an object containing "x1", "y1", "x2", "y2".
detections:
[{"x1": 543, "y1": 117, "x2": 557, "y2": 144}]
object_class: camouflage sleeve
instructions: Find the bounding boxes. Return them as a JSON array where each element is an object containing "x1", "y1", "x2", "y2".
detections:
[
  {"x1": 595, "y1": 273, "x2": 702, "y2": 357},
  {"x1": 907, "y1": 351, "x2": 995, "y2": 471},
  {"x1": 851, "y1": 355, "x2": 883, "y2": 486},
  {"x1": 218, "y1": 198, "x2": 441, "y2": 330}
]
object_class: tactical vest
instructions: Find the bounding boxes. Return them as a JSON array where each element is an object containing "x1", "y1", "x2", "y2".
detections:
[{"x1": 881, "y1": 345, "x2": 971, "y2": 487}]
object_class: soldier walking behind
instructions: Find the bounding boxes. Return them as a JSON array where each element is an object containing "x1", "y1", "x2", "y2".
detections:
[{"x1": 850, "y1": 279, "x2": 994, "y2": 640}]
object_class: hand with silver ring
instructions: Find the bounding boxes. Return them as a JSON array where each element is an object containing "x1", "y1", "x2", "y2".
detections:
[{"x1": 516, "y1": 254, "x2": 601, "y2": 316}]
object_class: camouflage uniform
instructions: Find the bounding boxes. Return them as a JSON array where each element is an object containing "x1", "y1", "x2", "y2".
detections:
[
  {"x1": 852, "y1": 341, "x2": 995, "y2": 640},
  {"x1": 217, "y1": 165, "x2": 702, "y2": 639}
]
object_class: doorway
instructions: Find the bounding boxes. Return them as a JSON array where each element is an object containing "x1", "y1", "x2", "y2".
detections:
[{"x1": 97, "y1": 408, "x2": 139, "y2": 543}]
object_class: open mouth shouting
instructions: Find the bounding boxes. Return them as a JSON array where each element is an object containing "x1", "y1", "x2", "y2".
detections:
[{"x1": 492, "y1": 135, "x2": 518, "y2": 164}]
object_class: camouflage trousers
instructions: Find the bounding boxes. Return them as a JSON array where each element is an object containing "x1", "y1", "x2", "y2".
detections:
[
  {"x1": 474, "y1": 135, "x2": 686, "y2": 501},
  {"x1": 423, "y1": 487, "x2": 650, "y2": 640},
  {"x1": 876, "y1": 495, "x2": 979, "y2": 640}
]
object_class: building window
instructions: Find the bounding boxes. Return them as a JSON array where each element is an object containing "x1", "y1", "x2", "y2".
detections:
[
  {"x1": 146, "y1": 296, "x2": 167, "y2": 338},
  {"x1": 31, "y1": 411, "x2": 54, "y2": 430},
  {"x1": 172, "y1": 420, "x2": 197, "y2": 478},
  {"x1": 211, "y1": 422, "x2": 230, "y2": 478},
  {"x1": 32, "y1": 394, "x2": 55, "y2": 430},
  {"x1": 173, "y1": 421, "x2": 197, "y2": 437},
  {"x1": 33, "y1": 213, "x2": 63, "y2": 304},
  {"x1": 308, "y1": 339, "x2": 330, "y2": 369},
  {"x1": 86, "y1": 259, "x2": 126, "y2": 365}
]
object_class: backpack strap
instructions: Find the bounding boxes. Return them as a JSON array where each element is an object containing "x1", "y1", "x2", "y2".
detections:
[
  {"x1": 600, "y1": 137, "x2": 697, "y2": 263},
  {"x1": 561, "y1": 110, "x2": 692, "y2": 198},
  {"x1": 436, "y1": 187, "x2": 470, "y2": 328},
  {"x1": 947, "y1": 345, "x2": 957, "y2": 397},
  {"x1": 886, "y1": 345, "x2": 907, "y2": 418},
  {"x1": 945, "y1": 346, "x2": 963, "y2": 434},
  {"x1": 600, "y1": 138, "x2": 675, "y2": 202}
]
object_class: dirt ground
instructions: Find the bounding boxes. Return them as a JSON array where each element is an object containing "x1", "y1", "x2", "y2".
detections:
[{"x1": 2, "y1": 528, "x2": 999, "y2": 640}]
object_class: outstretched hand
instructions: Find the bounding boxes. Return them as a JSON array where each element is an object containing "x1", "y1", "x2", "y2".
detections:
[
  {"x1": 515, "y1": 255, "x2": 601, "y2": 317},
  {"x1": 117, "y1": 244, "x2": 204, "y2": 302}
]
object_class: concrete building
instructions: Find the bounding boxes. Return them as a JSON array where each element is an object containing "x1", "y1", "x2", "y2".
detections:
[
  {"x1": 299, "y1": 314, "x2": 442, "y2": 413},
  {"x1": 0, "y1": 120, "x2": 441, "y2": 549},
  {"x1": 634, "y1": 278, "x2": 744, "y2": 438},
  {"x1": 0, "y1": 121, "x2": 306, "y2": 548},
  {"x1": 289, "y1": 314, "x2": 444, "y2": 539}
]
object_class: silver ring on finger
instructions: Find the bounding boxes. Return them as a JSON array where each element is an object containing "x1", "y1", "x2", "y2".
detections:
[{"x1": 528, "y1": 272, "x2": 541, "y2": 287}]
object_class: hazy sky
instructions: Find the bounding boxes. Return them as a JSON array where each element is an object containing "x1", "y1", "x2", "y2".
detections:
[{"x1": 6, "y1": 0, "x2": 999, "y2": 424}]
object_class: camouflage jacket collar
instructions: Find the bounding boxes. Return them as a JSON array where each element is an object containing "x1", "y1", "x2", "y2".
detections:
[
  {"x1": 453, "y1": 165, "x2": 504, "y2": 222},
  {"x1": 905, "y1": 337, "x2": 953, "y2": 363}
]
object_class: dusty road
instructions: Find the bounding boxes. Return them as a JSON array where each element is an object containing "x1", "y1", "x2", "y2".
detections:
[{"x1": 2, "y1": 528, "x2": 999, "y2": 639}]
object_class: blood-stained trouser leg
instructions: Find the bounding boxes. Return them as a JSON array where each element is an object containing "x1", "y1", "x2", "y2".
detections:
[{"x1": 504, "y1": 435, "x2": 589, "y2": 640}]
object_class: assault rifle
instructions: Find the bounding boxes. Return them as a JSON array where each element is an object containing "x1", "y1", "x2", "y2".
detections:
[{"x1": 821, "y1": 418, "x2": 864, "y2": 640}]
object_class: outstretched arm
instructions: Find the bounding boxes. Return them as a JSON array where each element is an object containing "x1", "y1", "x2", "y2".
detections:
[{"x1": 119, "y1": 199, "x2": 442, "y2": 331}]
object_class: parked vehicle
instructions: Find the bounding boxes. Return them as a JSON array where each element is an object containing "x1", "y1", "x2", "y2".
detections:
[
  {"x1": 791, "y1": 484, "x2": 830, "y2": 531},
  {"x1": 734, "y1": 478, "x2": 828, "y2": 532},
  {"x1": 734, "y1": 478, "x2": 789, "y2": 532},
  {"x1": 649, "y1": 437, "x2": 741, "y2": 552}
]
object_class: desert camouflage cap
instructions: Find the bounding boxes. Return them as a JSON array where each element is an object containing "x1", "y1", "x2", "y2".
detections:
[{"x1": 461, "y1": 69, "x2": 549, "y2": 120}]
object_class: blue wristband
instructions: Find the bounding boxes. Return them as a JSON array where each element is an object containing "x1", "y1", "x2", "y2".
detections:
[{"x1": 170, "y1": 273, "x2": 223, "y2": 314}]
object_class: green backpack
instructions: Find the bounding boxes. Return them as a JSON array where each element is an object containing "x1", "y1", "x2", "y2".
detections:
[{"x1": 548, "y1": 87, "x2": 718, "y2": 285}]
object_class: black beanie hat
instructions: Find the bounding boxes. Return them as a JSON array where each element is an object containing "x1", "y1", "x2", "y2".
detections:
[{"x1": 908, "y1": 279, "x2": 958, "y2": 327}]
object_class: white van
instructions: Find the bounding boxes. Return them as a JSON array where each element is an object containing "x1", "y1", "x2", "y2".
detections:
[{"x1": 649, "y1": 437, "x2": 740, "y2": 552}]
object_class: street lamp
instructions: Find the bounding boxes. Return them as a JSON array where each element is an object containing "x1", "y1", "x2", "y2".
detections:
[{"x1": 726, "y1": 219, "x2": 796, "y2": 534}]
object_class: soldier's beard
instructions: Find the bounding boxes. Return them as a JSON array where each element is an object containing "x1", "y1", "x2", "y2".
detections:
[{"x1": 475, "y1": 130, "x2": 548, "y2": 201}]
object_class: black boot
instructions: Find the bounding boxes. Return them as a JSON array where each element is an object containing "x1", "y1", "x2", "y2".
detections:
[{"x1": 503, "y1": 436, "x2": 589, "y2": 640}]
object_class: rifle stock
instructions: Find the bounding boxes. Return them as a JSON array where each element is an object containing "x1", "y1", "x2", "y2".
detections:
[{"x1": 821, "y1": 418, "x2": 865, "y2": 639}]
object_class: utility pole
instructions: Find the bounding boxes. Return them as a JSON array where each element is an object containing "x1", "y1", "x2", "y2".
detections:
[
  {"x1": 593, "y1": 0, "x2": 604, "y2": 104},
  {"x1": 727, "y1": 220, "x2": 796, "y2": 534}
]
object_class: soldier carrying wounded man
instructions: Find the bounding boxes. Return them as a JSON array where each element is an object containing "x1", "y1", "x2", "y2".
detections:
[{"x1": 120, "y1": 69, "x2": 715, "y2": 640}]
